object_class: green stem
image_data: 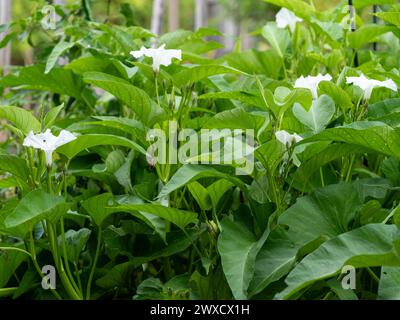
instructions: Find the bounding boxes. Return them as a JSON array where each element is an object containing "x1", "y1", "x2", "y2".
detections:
[
  {"x1": 82, "y1": 0, "x2": 93, "y2": 21},
  {"x1": 366, "y1": 267, "x2": 380, "y2": 284},
  {"x1": 154, "y1": 72, "x2": 161, "y2": 108},
  {"x1": 322, "y1": 291, "x2": 333, "y2": 300},
  {"x1": 27, "y1": 149, "x2": 37, "y2": 187},
  {"x1": 60, "y1": 218, "x2": 82, "y2": 296},
  {"x1": 382, "y1": 203, "x2": 400, "y2": 224},
  {"x1": 0, "y1": 247, "x2": 32, "y2": 257},
  {"x1": 74, "y1": 263, "x2": 83, "y2": 293},
  {"x1": 86, "y1": 226, "x2": 102, "y2": 300},
  {"x1": 48, "y1": 222, "x2": 81, "y2": 300},
  {"x1": 345, "y1": 155, "x2": 356, "y2": 182},
  {"x1": 47, "y1": 165, "x2": 52, "y2": 194},
  {"x1": 320, "y1": 167, "x2": 325, "y2": 187},
  {"x1": 28, "y1": 232, "x2": 62, "y2": 300}
]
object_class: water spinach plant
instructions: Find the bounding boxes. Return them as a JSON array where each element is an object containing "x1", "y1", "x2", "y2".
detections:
[{"x1": 1, "y1": 0, "x2": 400, "y2": 300}]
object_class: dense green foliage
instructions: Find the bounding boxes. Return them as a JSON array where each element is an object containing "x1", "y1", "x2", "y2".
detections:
[{"x1": 1, "y1": 0, "x2": 400, "y2": 300}]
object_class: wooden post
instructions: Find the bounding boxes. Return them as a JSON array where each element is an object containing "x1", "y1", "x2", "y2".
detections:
[
  {"x1": 348, "y1": 0, "x2": 358, "y2": 67},
  {"x1": 219, "y1": 2, "x2": 240, "y2": 54},
  {"x1": 0, "y1": 0, "x2": 11, "y2": 70},
  {"x1": 168, "y1": 0, "x2": 179, "y2": 31},
  {"x1": 194, "y1": 0, "x2": 206, "y2": 30},
  {"x1": 151, "y1": 0, "x2": 164, "y2": 36}
]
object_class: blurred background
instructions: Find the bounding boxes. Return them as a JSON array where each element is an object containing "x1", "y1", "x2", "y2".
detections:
[{"x1": 1, "y1": 0, "x2": 343, "y2": 66}]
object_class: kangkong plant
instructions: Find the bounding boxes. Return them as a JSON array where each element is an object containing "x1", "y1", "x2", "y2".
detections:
[{"x1": 1, "y1": 0, "x2": 400, "y2": 301}]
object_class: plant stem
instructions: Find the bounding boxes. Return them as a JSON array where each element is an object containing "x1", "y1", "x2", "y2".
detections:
[
  {"x1": 47, "y1": 165, "x2": 52, "y2": 194},
  {"x1": 0, "y1": 247, "x2": 32, "y2": 257},
  {"x1": 60, "y1": 218, "x2": 82, "y2": 296},
  {"x1": 320, "y1": 167, "x2": 325, "y2": 187},
  {"x1": 27, "y1": 149, "x2": 37, "y2": 187},
  {"x1": 82, "y1": 0, "x2": 93, "y2": 21},
  {"x1": 47, "y1": 222, "x2": 82, "y2": 300},
  {"x1": 28, "y1": 232, "x2": 62, "y2": 300},
  {"x1": 154, "y1": 72, "x2": 161, "y2": 108},
  {"x1": 74, "y1": 262, "x2": 83, "y2": 293},
  {"x1": 366, "y1": 267, "x2": 380, "y2": 283},
  {"x1": 345, "y1": 154, "x2": 356, "y2": 182},
  {"x1": 86, "y1": 226, "x2": 102, "y2": 300}
]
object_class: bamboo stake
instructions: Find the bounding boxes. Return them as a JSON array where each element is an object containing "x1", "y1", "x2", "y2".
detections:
[
  {"x1": 348, "y1": 0, "x2": 359, "y2": 67},
  {"x1": 0, "y1": 0, "x2": 11, "y2": 71}
]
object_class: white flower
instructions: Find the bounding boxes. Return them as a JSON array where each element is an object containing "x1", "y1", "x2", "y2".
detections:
[
  {"x1": 130, "y1": 44, "x2": 182, "y2": 73},
  {"x1": 294, "y1": 74, "x2": 333, "y2": 100},
  {"x1": 276, "y1": 8, "x2": 303, "y2": 33},
  {"x1": 23, "y1": 129, "x2": 76, "y2": 166},
  {"x1": 275, "y1": 130, "x2": 303, "y2": 147},
  {"x1": 346, "y1": 73, "x2": 398, "y2": 100}
]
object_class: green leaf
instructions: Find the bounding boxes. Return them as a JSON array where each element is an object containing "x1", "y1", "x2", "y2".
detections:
[
  {"x1": 293, "y1": 95, "x2": 335, "y2": 133},
  {"x1": 115, "y1": 151, "x2": 134, "y2": 190},
  {"x1": 59, "y1": 228, "x2": 92, "y2": 263},
  {"x1": 255, "y1": 140, "x2": 285, "y2": 173},
  {"x1": 187, "y1": 181, "x2": 212, "y2": 211},
  {"x1": 327, "y1": 278, "x2": 358, "y2": 300},
  {"x1": 172, "y1": 65, "x2": 244, "y2": 87},
  {"x1": 95, "y1": 261, "x2": 135, "y2": 289},
  {"x1": 114, "y1": 204, "x2": 197, "y2": 230},
  {"x1": 376, "y1": 12, "x2": 400, "y2": 27},
  {"x1": 223, "y1": 49, "x2": 282, "y2": 78},
  {"x1": 44, "y1": 103, "x2": 64, "y2": 128},
  {"x1": 105, "y1": 150, "x2": 126, "y2": 173},
  {"x1": 263, "y1": 0, "x2": 314, "y2": 20},
  {"x1": 292, "y1": 143, "x2": 371, "y2": 192},
  {"x1": 0, "y1": 155, "x2": 30, "y2": 181},
  {"x1": 157, "y1": 165, "x2": 246, "y2": 199},
  {"x1": 134, "y1": 278, "x2": 164, "y2": 300},
  {"x1": 261, "y1": 22, "x2": 290, "y2": 58},
  {"x1": 0, "y1": 243, "x2": 29, "y2": 288},
  {"x1": 12, "y1": 269, "x2": 37, "y2": 299},
  {"x1": 207, "y1": 179, "x2": 234, "y2": 208},
  {"x1": 57, "y1": 134, "x2": 147, "y2": 159},
  {"x1": 276, "y1": 224, "x2": 400, "y2": 299},
  {"x1": 318, "y1": 82, "x2": 353, "y2": 114},
  {"x1": 0, "y1": 65, "x2": 91, "y2": 102},
  {"x1": 45, "y1": 41, "x2": 75, "y2": 74},
  {"x1": 0, "y1": 106, "x2": 41, "y2": 134},
  {"x1": 378, "y1": 267, "x2": 400, "y2": 300},
  {"x1": 90, "y1": 116, "x2": 146, "y2": 138},
  {"x1": 249, "y1": 181, "x2": 379, "y2": 297},
  {"x1": 203, "y1": 107, "x2": 267, "y2": 135},
  {"x1": 265, "y1": 87, "x2": 312, "y2": 119},
  {"x1": 66, "y1": 56, "x2": 113, "y2": 74},
  {"x1": 353, "y1": 0, "x2": 396, "y2": 8},
  {"x1": 81, "y1": 193, "x2": 115, "y2": 226},
  {"x1": 368, "y1": 98, "x2": 400, "y2": 119},
  {"x1": 129, "y1": 229, "x2": 202, "y2": 267},
  {"x1": 4, "y1": 190, "x2": 68, "y2": 234},
  {"x1": 198, "y1": 91, "x2": 263, "y2": 106},
  {"x1": 301, "y1": 122, "x2": 400, "y2": 158},
  {"x1": 348, "y1": 25, "x2": 397, "y2": 49},
  {"x1": 218, "y1": 217, "x2": 257, "y2": 300},
  {"x1": 83, "y1": 72, "x2": 163, "y2": 125}
]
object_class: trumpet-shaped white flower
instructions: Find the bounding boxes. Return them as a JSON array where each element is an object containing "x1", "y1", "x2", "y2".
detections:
[
  {"x1": 130, "y1": 44, "x2": 182, "y2": 73},
  {"x1": 276, "y1": 8, "x2": 303, "y2": 33},
  {"x1": 294, "y1": 74, "x2": 333, "y2": 100},
  {"x1": 275, "y1": 130, "x2": 303, "y2": 147},
  {"x1": 346, "y1": 73, "x2": 398, "y2": 100},
  {"x1": 23, "y1": 129, "x2": 76, "y2": 166}
]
